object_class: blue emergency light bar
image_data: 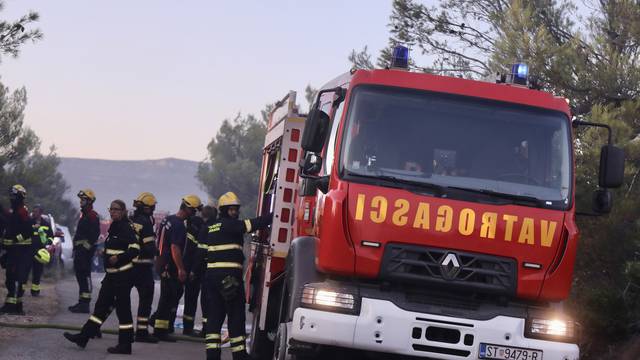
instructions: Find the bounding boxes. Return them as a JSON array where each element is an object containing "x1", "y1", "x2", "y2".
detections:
[
  {"x1": 511, "y1": 63, "x2": 529, "y2": 84},
  {"x1": 391, "y1": 45, "x2": 409, "y2": 69}
]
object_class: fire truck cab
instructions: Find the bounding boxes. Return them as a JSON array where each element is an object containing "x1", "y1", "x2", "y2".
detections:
[{"x1": 247, "y1": 49, "x2": 625, "y2": 360}]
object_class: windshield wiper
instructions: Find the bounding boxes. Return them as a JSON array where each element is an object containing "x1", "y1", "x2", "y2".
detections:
[
  {"x1": 345, "y1": 170, "x2": 446, "y2": 196},
  {"x1": 447, "y1": 186, "x2": 544, "y2": 207}
]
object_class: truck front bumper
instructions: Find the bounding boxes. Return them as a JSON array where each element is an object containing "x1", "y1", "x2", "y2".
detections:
[{"x1": 291, "y1": 298, "x2": 579, "y2": 360}]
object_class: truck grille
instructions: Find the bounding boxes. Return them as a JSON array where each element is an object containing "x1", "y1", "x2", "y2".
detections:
[{"x1": 380, "y1": 244, "x2": 516, "y2": 296}]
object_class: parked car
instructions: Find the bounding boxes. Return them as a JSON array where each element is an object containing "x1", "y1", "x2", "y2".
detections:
[{"x1": 53, "y1": 224, "x2": 73, "y2": 271}]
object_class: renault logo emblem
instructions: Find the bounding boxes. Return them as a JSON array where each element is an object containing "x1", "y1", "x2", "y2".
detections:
[{"x1": 440, "y1": 252, "x2": 461, "y2": 280}]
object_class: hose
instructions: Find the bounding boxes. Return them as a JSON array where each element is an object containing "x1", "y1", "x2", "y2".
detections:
[{"x1": 0, "y1": 321, "x2": 210, "y2": 343}]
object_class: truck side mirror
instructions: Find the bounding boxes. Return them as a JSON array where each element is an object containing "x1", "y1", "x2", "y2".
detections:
[
  {"x1": 300, "y1": 152, "x2": 323, "y2": 176},
  {"x1": 301, "y1": 109, "x2": 330, "y2": 153},
  {"x1": 599, "y1": 145, "x2": 625, "y2": 188},
  {"x1": 592, "y1": 189, "x2": 612, "y2": 214}
]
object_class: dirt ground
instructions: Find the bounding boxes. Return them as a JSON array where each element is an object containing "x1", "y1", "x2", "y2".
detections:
[{"x1": 0, "y1": 266, "x2": 60, "y2": 340}]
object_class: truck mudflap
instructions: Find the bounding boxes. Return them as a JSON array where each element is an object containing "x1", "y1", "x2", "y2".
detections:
[{"x1": 290, "y1": 298, "x2": 579, "y2": 360}]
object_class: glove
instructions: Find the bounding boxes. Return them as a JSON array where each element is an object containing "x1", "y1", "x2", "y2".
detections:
[{"x1": 220, "y1": 275, "x2": 241, "y2": 301}]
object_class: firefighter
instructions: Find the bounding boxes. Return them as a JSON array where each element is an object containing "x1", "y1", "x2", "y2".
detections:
[
  {"x1": 202, "y1": 192, "x2": 272, "y2": 360},
  {"x1": 182, "y1": 205, "x2": 217, "y2": 336},
  {"x1": 0, "y1": 185, "x2": 34, "y2": 315},
  {"x1": 30, "y1": 205, "x2": 53, "y2": 296},
  {"x1": 191, "y1": 204, "x2": 218, "y2": 338},
  {"x1": 63, "y1": 199, "x2": 140, "y2": 354},
  {"x1": 130, "y1": 192, "x2": 159, "y2": 343},
  {"x1": 152, "y1": 194, "x2": 202, "y2": 342},
  {"x1": 69, "y1": 189, "x2": 101, "y2": 313}
]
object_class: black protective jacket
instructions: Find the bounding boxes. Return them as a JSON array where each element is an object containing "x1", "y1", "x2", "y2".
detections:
[
  {"x1": 199, "y1": 214, "x2": 272, "y2": 272},
  {"x1": 73, "y1": 207, "x2": 100, "y2": 252},
  {"x1": 103, "y1": 219, "x2": 140, "y2": 273},
  {"x1": 131, "y1": 212, "x2": 157, "y2": 265},
  {"x1": 183, "y1": 216, "x2": 204, "y2": 273}
]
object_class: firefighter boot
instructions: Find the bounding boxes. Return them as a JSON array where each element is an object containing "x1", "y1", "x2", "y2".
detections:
[
  {"x1": 63, "y1": 332, "x2": 89, "y2": 349},
  {"x1": 0, "y1": 302, "x2": 16, "y2": 314},
  {"x1": 153, "y1": 331, "x2": 176, "y2": 342},
  {"x1": 135, "y1": 330, "x2": 159, "y2": 344},
  {"x1": 107, "y1": 343, "x2": 132, "y2": 355},
  {"x1": 15, "y1": 301, "x2": 25, "y2": 315},
  {"x1": 68, "y1": 302, "x2": 90, "y2": 314},
  {"x1": 31, "y1": 284, "x2": 41, "y2": 296},
  {"x1": 232, "y1": 351, "x2": 250, "y2": 360},
  {"x1": 182, "y1": 319, "x2": 194, "y2": 336}
]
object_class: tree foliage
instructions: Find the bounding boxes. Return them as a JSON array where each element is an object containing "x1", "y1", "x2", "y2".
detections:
[
  {"x1": 197, "y1": 114, "x2": 267, "y2": 217},
  {"x1": 0, "y1": 84, "x2": 38, "y2": 167},
  {"x1": 0, "y1": 80, "x2": 76, "y2": 226},
  {"x1": 356, "y1": 0, "x2": 640, "y2": 356},
  {"x1": 0, "y1": 1, "x2": 42, "y2": 60}
]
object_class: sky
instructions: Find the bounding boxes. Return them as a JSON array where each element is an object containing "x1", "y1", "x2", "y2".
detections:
[{"x1": 0, "y1": 0, "x2": 392, "y2": 161}]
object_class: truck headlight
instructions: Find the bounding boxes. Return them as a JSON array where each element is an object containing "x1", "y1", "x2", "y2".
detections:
[
  {"x1": 525, "y1": 317, "x2": 579, "y2": 343},
  {"x1": 300, "y1": 285, "x2": 360, "y2": 314}
]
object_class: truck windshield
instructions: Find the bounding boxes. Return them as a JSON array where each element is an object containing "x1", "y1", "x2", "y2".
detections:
[{"x1": 340, "y1": 85, "x2": 572, "y2": 209}]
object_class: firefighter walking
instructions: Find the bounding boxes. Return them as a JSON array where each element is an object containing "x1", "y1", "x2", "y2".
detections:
[
  {"x1": 64, "y1": 199, "x2": 140, "y2": 354},
  {"x1": 130, "y1": 192, "x2": 159, "y2": 343},
  {"x1": 152, "y1": 195, "x2": 202, "y2": 341},
  {"x1": 69, "y1": 189, "x2": 101, "y2": 313},
  {"x1": 202, "y1": 192, "x2": 272, "y2": 360},
  {"x1": 30, "y1": 204, "x2": 53, "y2": 296},
  {"x1": 0, "y1": 185, "x2": 35, "y2": 315}
]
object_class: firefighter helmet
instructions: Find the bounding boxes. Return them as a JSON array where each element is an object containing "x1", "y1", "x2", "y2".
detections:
[
  {"x1": 218, "y1": 192, "x2": 241, "y2": 209},
  {"x1": 134, "y1": 192, "x2": 157, "y2": 207},
  {"x1": 10, "y1": 184, "x2": 27, "y2": 199},
  {"x1": 34, "y1": 248, "x2": 50, "y2": 264},
  {"x1": 182, "y1": 194, "x2": 202, "y2": 210},
  {"x1": 77, "y1": 188, "x2": 96, "y2": 202}
]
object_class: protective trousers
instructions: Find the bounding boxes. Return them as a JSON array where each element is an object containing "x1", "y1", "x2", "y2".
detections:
[
  {"x1": 4, "y1": 248, "x2": 32, "y2": 308},
  {"x1": 183, "y1": 275, "x2": 201, "y2": 331},
  {"x1": 132, "y1": 264, "x2": 154, "y2": 334},
  {"x1": 31, "y1": 256, "x2": 44, "y2": 294},
  {"x1": 153, "y1": 275, "x2": 182, "y2": 336},
  {"x1": 171, "y1": 285, "x2": 184, "y2": 333},
  {"x1": 73, "y1": 248, "x2": 93, "y2": 303},
  {"x1": 200, "y1": 281, "x2": 208, "y2": 335},
  {"x1": 80, "y1": 272, "x2": 134, "y2": 345},
  {"x1": 204, "y1": 269, "x2": 248, "y2": 360}
]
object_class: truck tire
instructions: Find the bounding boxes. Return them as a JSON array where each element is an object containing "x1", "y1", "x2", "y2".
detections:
[
  {"x1": 273, "y1": 323, "x2": 314, "y2": 360},
  {"x1": 282, "y1": 237, "x2": 324, "y2": 322},
  {"x1": 272, "y1": 237, "x2": 324, "y2": 360},
  {"x1": 249, "y1": 313, "x2": 272, "y2": 360},
  {"x1": 250, "y1": 279, "x2": 283, "y2": 360},
  {"x1": 272, "y1": 322, "x2": 291, "y2": 360}
]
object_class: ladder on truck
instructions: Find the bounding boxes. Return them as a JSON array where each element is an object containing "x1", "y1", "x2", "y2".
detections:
[{"x1": 247, "y1": 91, "x2": 306, "y2": 332}]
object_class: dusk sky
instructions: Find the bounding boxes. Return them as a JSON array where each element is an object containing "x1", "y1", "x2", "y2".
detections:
[{"x1": 0, "y1": 1, "x2": 392, "y2": 161}]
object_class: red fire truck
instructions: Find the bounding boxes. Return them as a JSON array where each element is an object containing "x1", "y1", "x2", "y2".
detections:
[{"x1": 246, "y1": 47, "x2": 625, "y2": 360}]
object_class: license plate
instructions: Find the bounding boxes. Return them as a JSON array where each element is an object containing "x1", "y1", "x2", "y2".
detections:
[{"x1": 479, "y1": 343, "x2": 543, "y2": 360}]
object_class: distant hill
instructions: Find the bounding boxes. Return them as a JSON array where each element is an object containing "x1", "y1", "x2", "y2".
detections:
[{"x1": 59, "y1": 157, "x2": 209, "y2": 218}]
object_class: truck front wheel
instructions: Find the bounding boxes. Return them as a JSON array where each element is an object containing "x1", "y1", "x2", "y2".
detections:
[{"x1": 249, "y1": 312, "x2": 273, "y2": 360}]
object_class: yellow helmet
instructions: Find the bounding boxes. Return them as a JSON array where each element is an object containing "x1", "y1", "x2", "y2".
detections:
[
  {"x1": 77, "y1": 188, "x2": 96, "y2": 202},
  {"x1": 10, "y1": 184, "x2": 27, "y2": 197},
  {"x1": 182, "y1": 194, "x2": 202, "y2": 210},
  {"x1": 218, "y1": 192, "x2": 241, "y2": 209},
  {"x1": 34, "y1": 248, "x2": 51, "y2": 264},
  {"x1": 134, "y1": 192, "x2": 157, "y2": 207}
]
